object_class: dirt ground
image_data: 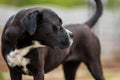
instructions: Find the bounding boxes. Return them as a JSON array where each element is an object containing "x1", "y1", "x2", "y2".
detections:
[
  {"x1": 0, "y1": 54, "x2": 120, "y2": 80},
  {"x1": 21, "y1": 62, "x2": 120, "y2": 80},
  {"x1": 0, "y1": 60, "x2": 120, "y2": 80}
]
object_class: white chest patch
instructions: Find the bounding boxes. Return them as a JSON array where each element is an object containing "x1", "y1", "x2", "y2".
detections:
[{"x1": 7, "y1": 41, "x2": 45, "y2": 74}]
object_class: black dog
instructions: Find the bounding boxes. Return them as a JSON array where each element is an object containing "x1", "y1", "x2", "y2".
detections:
[
  {"x1": 1, "y1": 0, "x2": 104, "y2": 80},
  {"x1": 1, "y1": 8, "x2": 73, "y2": 80}
]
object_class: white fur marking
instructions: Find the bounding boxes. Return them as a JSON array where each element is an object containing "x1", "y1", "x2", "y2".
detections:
[
  {"x1": 65, "y1": 28, "x2": 73, "y2": 46},
  {"x1": 7, "y1": 41, "x2": 45, "y2": 74}
]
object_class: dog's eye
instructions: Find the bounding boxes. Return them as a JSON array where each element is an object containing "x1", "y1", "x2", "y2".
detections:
[
  {"x1": 53, "y1": 25, "x2": 61, "y2": 32},
  {"x1": 57, "y1": 26, "x2": 61, "y2": 31}
]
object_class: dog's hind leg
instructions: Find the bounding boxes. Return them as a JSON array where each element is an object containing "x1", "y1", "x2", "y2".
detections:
[
  {"x1": 84, "y1": 59, "x2": 104, "y2": 80},
  {"x1": 62, "y1": 61, "x2": 80, "y2": 80}
]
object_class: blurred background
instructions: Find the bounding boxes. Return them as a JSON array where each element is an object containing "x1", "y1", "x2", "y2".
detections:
[{"x1": 0, "y1": 0, "x2": 120, "y2": 80}]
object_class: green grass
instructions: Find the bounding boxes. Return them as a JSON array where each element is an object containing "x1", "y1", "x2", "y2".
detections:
[{"x1": 0, "y1": 72, "x2": 4, "y2": 80}]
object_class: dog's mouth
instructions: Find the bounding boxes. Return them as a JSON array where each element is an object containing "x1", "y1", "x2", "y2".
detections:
[
  {"x1": 52, "y1": 44, "x2": 68, "y2": 49},
  {"x1": 39, "y1": 40, "x2": 70, "y2": 49},
  {"x1": 51, "y1": 39, "x2": 73, "y2": 49}
]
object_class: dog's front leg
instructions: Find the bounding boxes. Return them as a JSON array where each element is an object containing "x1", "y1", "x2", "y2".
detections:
[
  {"x1": 33, "y1": 71, "x2": 44, "y2": 80},
  {"x1": 9, "y1": 67, "x2": 22, "y2": 80},
  {"x1": 33, "y1": 64, "x2": 44, "y2": 80},
  {"x1": 33, "y1": 49, "x2": 45, "y2": 80}
]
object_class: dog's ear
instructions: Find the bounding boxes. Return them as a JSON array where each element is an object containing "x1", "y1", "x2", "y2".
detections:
[{"x1": 20, "y1": 11, "x2": 42, "y2": 35}]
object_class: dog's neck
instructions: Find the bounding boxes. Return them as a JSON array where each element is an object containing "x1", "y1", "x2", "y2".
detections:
[{"x1": 9, "y1": 41, "x2": 45, "y2": 57}]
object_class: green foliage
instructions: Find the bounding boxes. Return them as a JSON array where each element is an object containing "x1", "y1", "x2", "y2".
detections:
[
  {"x1": 107, "y1": 0, "x2": 120, "y2": 9},
  {"x1": 0, "y1": 0, "x2": 120, "y2": 9},
  {"x1": 0, "y1": 0, "x2": 86, "y2": 7}
]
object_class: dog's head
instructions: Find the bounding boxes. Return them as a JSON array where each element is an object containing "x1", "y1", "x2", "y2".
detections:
[{"x1": 20, "y1": 9, "x2": 73, "y2": 49}]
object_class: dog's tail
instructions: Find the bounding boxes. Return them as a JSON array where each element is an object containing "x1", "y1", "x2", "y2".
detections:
[{"x1": 85, "y1": 0, "x2": 103, "y2": 28}]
